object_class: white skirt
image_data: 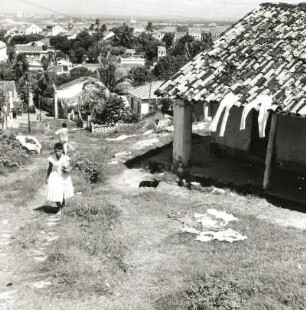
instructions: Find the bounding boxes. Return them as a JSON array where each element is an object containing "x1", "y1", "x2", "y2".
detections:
[{"x1": 47, "y1": 171, "x2": 74, "y2": 202}]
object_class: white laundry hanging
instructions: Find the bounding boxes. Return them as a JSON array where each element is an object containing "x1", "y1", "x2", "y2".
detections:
[
  {"x1": 240, "y1": 95, "x2": 273, "y2": 137},
  {"x1": 209, "y1": 92, "x2": 240, "y2": 136},
  {"x1": 257, "y1": 95, "x2": 273, "y2": 138},
  {"x1": 240, "y1": 98, "x2": 261, "y2": 131}
]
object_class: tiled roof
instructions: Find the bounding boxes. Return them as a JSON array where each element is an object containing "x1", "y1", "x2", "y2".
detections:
[
  {"x1": 129, "y1": 81, "x2": 164, "y2": 100},
  {"x1": 156, "y1": 3, "x2": 306, "y2": 116},
  {"x1": 15, "y1": 44, "x2": 45, "y2": 53}
]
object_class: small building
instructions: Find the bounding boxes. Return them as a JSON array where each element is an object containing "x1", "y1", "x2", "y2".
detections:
[
  {"x1": 24, "y1": 24, "x2": 42, "y2": 35},
  {"x1": 50, "y1": 58, "x2": 74, "y2": 75},
  {"x1": 156, "y1": 3, "x2": 306, "y2": 192},
  {"x1": 15, "y1": 44, "x2": 55, "y2": 63},
  {"x1": 0, "y1": 81, "x2": 19, "y2": 128},
  {"x1": 124, "y1": 49, "x2": 136, "y2": 56},
  {"x1": 128, "y1": 81, "x2": 164, "y2": 116},
  {"x1": 188, "y1": 27, "x2": 203, "y2": 41},
  {"x1": 0, "y1": 41, "x2": 8, "y2": 62},
  {"x1": 46, "y1": 24, "x2": 66, "y2": 36},
  {"x1": 53, "y1": 76, "x2": 109, "y2": 118},
  {"x1": 157, "y1": 46, "x2": 166, "y2": 61},
  {"x1": 119, "y1": 54, "x2": 145, "y2": 69}
]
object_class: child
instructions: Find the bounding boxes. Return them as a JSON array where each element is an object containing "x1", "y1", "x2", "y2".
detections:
[
  {"x1": 55, "y1": 123, "x2": 69, "y2": 155},
  {"x1": 46, "y1": 142, "x2": 74, "y2": 210}
]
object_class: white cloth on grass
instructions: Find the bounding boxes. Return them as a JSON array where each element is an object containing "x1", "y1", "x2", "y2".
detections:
[{"x1": 46, "y1": 154, "x2": 74, "y2": 202}]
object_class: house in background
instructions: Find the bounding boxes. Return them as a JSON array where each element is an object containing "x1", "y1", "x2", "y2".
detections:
[
  {"x1": 0, "y1": 41, "x2": 8, "y2": 62},
  {"x1": 45, "y1": 24, "x2": 66, "y2": 36},
  {"x1": 24, "y1": 24, "x2": 42, "y2": 35},
  {"x1": 119, "y1": 54, "x2": 145, "y2": 69},
  {"x1": 53, "y1": 76, "x2": 109, "y2": 119},
  {"x1": 128, "y1": 81, "x2": 164, "y2": 116},
  {"x1": 50, "y1": 58, "x2": 74, "y2": 75},
  {"x1": 0, "y1": 80, "x2": 19, "y2": 128},
  {"x1": 156, "y1": 3, "x2": 306, "y2": 192}
]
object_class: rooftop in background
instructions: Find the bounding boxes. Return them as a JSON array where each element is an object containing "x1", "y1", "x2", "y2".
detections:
[
  {"x1": 129, "y1": 81, "x2": 164, "y2": 100},
  {"x1": 157, "y1": 2, "x2": 306, "y2": 116}
]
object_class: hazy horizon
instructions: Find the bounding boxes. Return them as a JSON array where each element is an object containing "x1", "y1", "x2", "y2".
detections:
[{"x1": 0, "y1": 0, "x2": 301, "y2": 22}]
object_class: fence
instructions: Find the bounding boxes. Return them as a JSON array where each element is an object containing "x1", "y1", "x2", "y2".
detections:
[{"x1": 91, "y1": 123, "x2": 117, "y2": 134}]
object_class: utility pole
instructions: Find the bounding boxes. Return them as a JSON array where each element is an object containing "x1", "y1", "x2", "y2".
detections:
[{"x1": 26, "y1": 76, "x2": 31, "y2": 133}]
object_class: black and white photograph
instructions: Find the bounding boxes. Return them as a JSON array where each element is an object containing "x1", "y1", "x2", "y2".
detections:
[{"x1": 0, "y1": 0, "x2": 305, "y2": 309}]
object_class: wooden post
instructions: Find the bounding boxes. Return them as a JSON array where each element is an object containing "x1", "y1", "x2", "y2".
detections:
[
  {"x1": 263, "y1": 113, "x2": 277, "y2": 191},
  {"x1": 173, "y1": 99, "x2": 192, "y2": 168},
  {"x1": 54, "y1": 92, "x2": 58, "y2": 118}
]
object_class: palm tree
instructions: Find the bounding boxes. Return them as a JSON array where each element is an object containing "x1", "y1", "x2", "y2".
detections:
[
  {"x1": 97, "y1": 51, "x2": 132, "y2": 95},
  {"x1": 36, "y1": 71, "x2": 54, "y2": 121},
  {"x1": 13, "y1": 54, "x2": 33, "y2": 132}
]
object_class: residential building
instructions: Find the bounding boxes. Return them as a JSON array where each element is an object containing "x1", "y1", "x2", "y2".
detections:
[
  {"x1": 0, "y1": 41, "x2": 8, "y2": 62},
  {"x1": 128, "y1": 81, "x2": 164, "y2": 116},
  {"x1": 119, "y1": 54, "x2": 145, "y2": 69},
  {"x1": 156, "y1": 2, "x2": 306, "y2": 194},
  {"x1": 24, "y1": 24, "x2": 42, "y2": 35},
  {"x1": 157, "y1": 46, "x2": 166, "y2": 61}
]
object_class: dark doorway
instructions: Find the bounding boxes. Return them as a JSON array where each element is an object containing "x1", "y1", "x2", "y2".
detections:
[{"x1": 250, "y1": 111, "x2": 271, "y2": 159}]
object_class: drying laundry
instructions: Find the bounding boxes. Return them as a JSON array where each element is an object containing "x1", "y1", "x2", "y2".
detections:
[
  {"x1": 240, "y1": 94, "x2": 273, "y2": 137},
  {"x1": 209, "y1": 92, "x2": 240, "y2": 136},
  {"x1": 196, "y1": 229, "x2": 247, "y2": 243},
  {"x1": 257, "y1": 95, "x2": 273, "y2": 138},
  {"x1": 180, "y1": 209, "x2": 247, "y2": 243},
  {"x1": 240, "y1": 97, "x2": 261, "y2": 130}
]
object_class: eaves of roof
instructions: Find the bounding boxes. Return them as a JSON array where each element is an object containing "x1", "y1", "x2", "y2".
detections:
[{"x1": 156, "y1": 3, "x2": 306, "y2": 116}]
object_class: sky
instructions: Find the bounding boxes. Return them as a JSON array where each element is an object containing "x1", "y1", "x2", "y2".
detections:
[{"x1": 0, "y1": 0, "x2": 301, "y2": 21}]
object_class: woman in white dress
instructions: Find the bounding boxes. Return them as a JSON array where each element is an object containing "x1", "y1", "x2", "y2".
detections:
[{"x1": 46, "y1": 142, "x2": 74, "y2": 209}]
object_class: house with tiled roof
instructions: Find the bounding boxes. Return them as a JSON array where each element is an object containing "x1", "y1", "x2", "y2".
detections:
[
  {"x1": 156, "y1": 2, "x2": 306, "y2": 190},
  {"x1": 128, "y1": 81, "x2": 164, "y2": 116},
  {"x1": 53, "y1": 76, "x2": 109, "y2": 118}
]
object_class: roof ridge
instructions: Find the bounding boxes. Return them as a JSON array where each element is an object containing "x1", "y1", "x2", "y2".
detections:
[{"x1": 260, "y1": 2, "x2": 306, "y2": 9}]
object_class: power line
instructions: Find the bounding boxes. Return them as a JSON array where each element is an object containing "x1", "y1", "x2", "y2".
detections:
[{"x1": 16, "y1": 0, "x2": 82, "y2": 20}]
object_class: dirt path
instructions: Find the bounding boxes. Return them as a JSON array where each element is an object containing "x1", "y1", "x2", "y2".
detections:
[{"x1": 0, "y1": 157, "x2": 63, "y2": 310}]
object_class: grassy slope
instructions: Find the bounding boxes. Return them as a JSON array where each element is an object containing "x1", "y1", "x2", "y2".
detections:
[{"x1": 3, "y1": 117, "x2": 306, "y2": 310}]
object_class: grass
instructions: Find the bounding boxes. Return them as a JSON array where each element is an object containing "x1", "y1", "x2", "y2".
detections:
[
  {"x1": 0, "y1": 166, "x2": 45, "y2": 206},
  {"x1": 3, "y1": 118, "x2": 306, "y2": 309},
  {"x1": 40, "y1": 196, "x2": 125, "y2": 298},
  {"x1": 13, "y1": 221, "x2": 43, "y2": 249}
]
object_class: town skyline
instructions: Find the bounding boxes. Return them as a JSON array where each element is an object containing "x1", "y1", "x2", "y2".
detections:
[{"x1": 0, "y1": 0, "x2": 302, "y2": 22}]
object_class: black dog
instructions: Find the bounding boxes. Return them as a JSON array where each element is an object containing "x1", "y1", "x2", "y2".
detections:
[{"x1": 139, "y1": 179, "x2": 160, "y2": 188}]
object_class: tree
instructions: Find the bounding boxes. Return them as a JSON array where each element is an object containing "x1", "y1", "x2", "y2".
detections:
[
  {"x1": 0, "y1": 62, "x2": 15, "y2": 80},
  {"x1": 50, "y1": 36, "x2": 72, "y2": 55},
  {"x1": 158, "y1": 97, "x2": 174, "y2": 115},
  {"x1": 35, "y1": 71, "x2": 54, "y2": 120},
  {"x1": 13, "y1": 54, "x2": 33, "y2": 132},
  {"x1": 172, "y1": 35, "x2": 194, "y2": 56},
  {"x1": 70, "y1": 67, "x2": 94, "y2": 79},
  {"x1": 98, "y1": 52, "x2": 132, "y2": 94},
  {"x1": 100, "y1": 24, "x2": 107, "y2": 33},
  {"x1": 112, "y1": 24, "x2": 135, "y2": 48},
  {"x1": 162, "y1": 32, "x2": 175, "y2": 49},
  {"x1": 8, "y1": 34, "x2": 44, "y2": 46},
  {"x1": 144, "y1": 39, "x2": 164, "y2": 61},
  {"x1": 153, "y1": 55, "x2": 188, "y2": 80},
  {"x1": 145, "y1": 22, "x2": 154, "y2": 33},
  {"x1": 93, "y1": 94, "x2": 125, "y2": 124},
  {"x1": 129, "y1": 66, "x2": 154, "y2": 87}
]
